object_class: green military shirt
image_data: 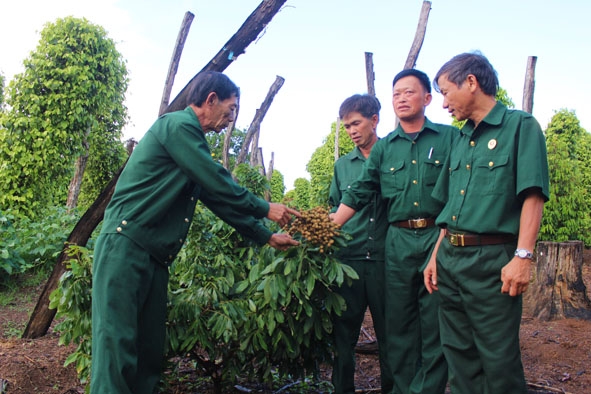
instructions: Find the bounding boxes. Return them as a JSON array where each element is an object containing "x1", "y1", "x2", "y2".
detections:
[
  {"x1": 432, "y1": 102, "x2": 550, "y2": 234},
  {"x1": 341, "y1": 118, "x2": 458, "y2": 222},
  {"x1": 101, "y1": 107, "x2": 272, "y2": 265},
  {"x1": 329, "y1": 147, "x2": 387, "y2": 262}
]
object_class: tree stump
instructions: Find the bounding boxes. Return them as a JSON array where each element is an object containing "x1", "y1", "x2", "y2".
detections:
[{"x1": 525, "y1": 241, "x2": 591, "y2": 320}]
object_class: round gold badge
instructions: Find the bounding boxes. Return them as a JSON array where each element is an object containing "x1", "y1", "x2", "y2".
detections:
[{"x1": 488, "y1": 139, "x2": 497, "y2": 150}]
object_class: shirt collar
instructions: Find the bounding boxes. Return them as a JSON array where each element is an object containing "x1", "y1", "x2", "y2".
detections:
[
  {"x1": 461, "y1": 101, "x2": 506, "y2": 137},
  {"x1": 387, "y1": 116, "x2": 439, "y2": 142}
]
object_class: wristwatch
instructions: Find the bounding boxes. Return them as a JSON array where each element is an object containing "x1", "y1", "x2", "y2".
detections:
[{"x1": 514, "y1": 249, "x2": 534, "y2": 260}]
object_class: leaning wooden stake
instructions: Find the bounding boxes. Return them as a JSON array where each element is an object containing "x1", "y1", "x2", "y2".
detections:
[
  {"x1": 23, "y1": 0, "x2": 288, "y2": 339},
  {"x1": 522, "y1": 55, "x2": 537, "y2": 114},
  {"x1": 159, "y1": 12, "x2": 195, "y2": 116},
  {"x1": 165, "y1": 0, "x2": 288, "y2": 114},
  {"x1": 403, "y1": 1, "x2": 431, "y2": 70},
  {"x1": 236, "y1": 75, "x2": 285, "y2": 167}
]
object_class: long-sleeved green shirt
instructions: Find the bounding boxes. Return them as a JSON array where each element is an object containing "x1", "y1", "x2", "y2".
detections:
[
  {"x1": 341, "y1": 118, "x2": 458, "y2": 222},
  {"x1": 329, "y1": 147, "x2": 387, "y2": 262},
  {"x1": 101, "y1": 107, "x2": 272, "y2": 265}
]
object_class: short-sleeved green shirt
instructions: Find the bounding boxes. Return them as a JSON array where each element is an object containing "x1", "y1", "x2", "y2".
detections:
[
  {"x1": 329, "y1": 147, "x2": 388, "y2": 262},
  {"x1": 432, "y1": 102, "x2": 550, "y2": 234},
  {"x1": 341, "y1": 118, "x2": 458, "y2": 222},
  {"x1": 101, "y1": 107, "x2": 272, "y2": 265}
]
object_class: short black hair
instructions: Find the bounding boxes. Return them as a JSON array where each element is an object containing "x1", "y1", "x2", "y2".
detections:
[
  {"x1": 339, "y1": 94, "x2": 381, "y2": 120},
  {"x1": 392, "y1": 69, "x2": 431, "y2": 93},
  {"x1": 433, "y1": 51, "x2": 498, "y2": 96},
  {"x1": 186, "y1": 71, "x2": 240, "y2": 107}
]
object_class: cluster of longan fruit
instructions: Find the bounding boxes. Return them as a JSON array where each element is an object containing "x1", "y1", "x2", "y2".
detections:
[{"x1": 284, "y1": 206, "x2": 340, "y2": 253}]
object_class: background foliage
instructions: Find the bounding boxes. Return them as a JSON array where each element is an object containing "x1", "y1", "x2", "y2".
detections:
[{"x1": 0, "y1": 16, "x2": 128, "y2": 217}]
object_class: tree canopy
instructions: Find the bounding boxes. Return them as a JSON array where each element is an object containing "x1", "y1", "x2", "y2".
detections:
[{"x1": 0, "y1": 16, "x2": 128, "y2": 216}]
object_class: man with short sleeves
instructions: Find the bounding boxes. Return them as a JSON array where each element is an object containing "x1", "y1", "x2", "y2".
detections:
[
  {"x1": 424, "y1": 52, "x2": 550, "y2": 394},
  {"x1": 332, "y1": 69, "x2": 456, "y2": 394}
]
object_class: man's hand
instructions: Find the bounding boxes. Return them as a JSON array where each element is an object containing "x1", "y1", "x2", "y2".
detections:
[
  {"x1": 423, "y1": 256, "x2": 439, "y2": 294},
  {"x1": 268, "y1": 233, "x2": 299, "y2": 250},
  {"x1": 501, "y1": 257, "x2": 531, "y2": 296},
  {"x1": 267, "y1": 203, "x2": 301, "y2": 228}
]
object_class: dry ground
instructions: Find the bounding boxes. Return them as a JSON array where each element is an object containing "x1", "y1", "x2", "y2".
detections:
[{"x1": 1, "y1": 249, "x2": 591, "y2": 393}]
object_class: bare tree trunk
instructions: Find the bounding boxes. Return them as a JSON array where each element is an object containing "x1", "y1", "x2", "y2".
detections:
[
  {"x1": 365, "y1": 52, "x2": 375, "y2": 96},
  {"x1": 165, "y1": 0, "x2": 288, "y2": 114},
  {"x1": 65, "y1": 148, "x2": 89, "y2": 212},
  {"x1": 522, "y1": 55, "x2": 537, "y2": 114},
  {"x1": 159, "y1": 12, "x2": 195, "y2": 116},
  {"x1": 334, "y1": 117, "x2": 340, "y2": 161},
  {"x1": 236, "y1": 75, "x2": 285, "y2": 166},
  {"x1": 265, "y1": 152, "x2": 274, "y2": 202},
  {"x1": 249, "y1": 125, "x2": 261, "y2": 167},
  {"x1": 24, "y1": 1, "x2": 287, "y2": 338},
  {"x1": 403, "y1": 1, "x2": 431, "y2": 70},
  {"x1": 222, "y1": 97, "x2": 240, "y2": 170},
  {"x1": 23, "y1": 164, "x2": 126, "y2": 338},
  {"x1": 524, "y1": 241, "x2": 591, "y2": 321}
]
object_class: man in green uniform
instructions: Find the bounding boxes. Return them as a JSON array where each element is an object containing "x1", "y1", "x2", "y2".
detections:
[
  {"x1": 424, "y1": 52, "x2": 550, "y2": 394},
  {"x1": 90, "y1": 71, "x2": 299, "y2": 394},
  {"x1": 331, "y1": 69, "x2": 456, "y2": 394},
  {"x1": 328, "y1": 94, "x2": 393, "y2": 394}
]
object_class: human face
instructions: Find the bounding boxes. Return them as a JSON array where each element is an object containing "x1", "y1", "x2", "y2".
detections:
[
  {"x1": 436, "y1": 74, "x2": 473, "y2": 122},
  {"x1": 392, "y1": 76, "x2": 431, "y2": 123},
  {"x1": 209, "y1": 93, "x2": 238, "y2": 133},
  {"x1": 341, "y1": 111, "x2": 378, "y2": 152}
]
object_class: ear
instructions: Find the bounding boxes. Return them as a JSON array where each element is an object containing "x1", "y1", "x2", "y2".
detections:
[
  {"x1": 371, "y1": 113, "x2": 379, "y2": 129},
  {"x1": 466, "y1": 75, "x2": 479, "y2": 93},
  {"x1": 424, "y1": 92, "x2": 433, "y2": 106},
  {"x1": 205, "y1": 92, "x2": 218, "y2": 105}
]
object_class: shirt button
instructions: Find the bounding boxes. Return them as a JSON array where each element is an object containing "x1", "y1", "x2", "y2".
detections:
[
  {"x1": 413, "y1": 202, "x2": 419, "y2": 207},
  {"x1": 370, "y1": 218, "x2": 375, "y2": 222},
  {"x1": 190, "y1": 197, "x2": 195, "y2": 201},
  {"x1": 121, "y1": 220, "x2": 127, "y2": 226},
  {"x1": 168, "y1": 255, "x2": 173, "y2": 260},
  {"x1": 489, "y1": 161, "x2": 494, "y2": 167},
  {"x1": 368, "y1": 236, "x2": 373, "y2": 240},
  {"x1": 435, "y1": 160, "x2": 440, "y2": 164},
  {"x1": 390, "y1": 167, "x2": 395, "y2": 171},
  {"x1": 466, "y1": 164, "x2": 471, "y2": 170},
  {"x1": 460, "y1": 189, "x2": 465, "y2": 195},
  {"x1": 116, "y1": 227, "x2": 122, "y2": 232},
  {"x1": 184, "y1": 218, "x2": 190, "y2": 223},
  {"x1": 470, "y1": 141, "x2": 476, "y2": 147},
  {"x1": 347, "y1": 185, "x2": 351, "y2": 189},
  {"x1": 412, "y1": 159, "x2": 417, "y2": 164},
  {"x1": 179, "y1": 239, "x2": 184, "y2": 243},
  {"x1": 412, "y1": 179, "x2": 418, "y2": 184},
  {"x1": 452, "y1": 215, "x2": 457, "y2": 221}
]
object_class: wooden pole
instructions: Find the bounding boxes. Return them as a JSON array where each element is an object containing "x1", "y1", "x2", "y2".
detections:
[
  {"x1": 222, "y1": 97, "x2": 240, "y2": 170},
  {"x1": 365, "y1": 52, "x2": 375, "y2": 96},
  {"x1": 159, "y1": 12, "x2": 195, "y2": 116},
  {"x1": 403, "y1": 1, "x2": 431, "y2": 70},
  {"x1": 165, "y1": 0, "x2": 288, "y2": 114},
  {"x1": 236, "y1": 75, "x2": 285, "y2": 167},
  {"x1": 334, "y1": 117, "x2": 341, "y2": 161},
  {"x1": 522, "y1": 56, "x2": 537, "y2": 114}
]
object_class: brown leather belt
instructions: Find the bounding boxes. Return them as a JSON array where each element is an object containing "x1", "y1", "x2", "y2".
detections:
[
  {"x1": 392, "y1": 218, "x2": 436, "y2": 229},
  {"x1": 444, "y1": 229, "x2": 516, "y2": 247}
]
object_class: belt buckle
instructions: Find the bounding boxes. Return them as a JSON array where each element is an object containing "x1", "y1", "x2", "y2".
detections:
[
  {"x1": 449, "y1": 233, "x2": 465, "y2": 247},
  {"x1": 413, "y1": 218, "x2": 427, "y2": 228}
]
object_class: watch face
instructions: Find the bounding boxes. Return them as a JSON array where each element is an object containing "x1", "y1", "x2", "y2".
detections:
[{"x1": 517, "y1": 250, "x2": 527, "y2": 258}]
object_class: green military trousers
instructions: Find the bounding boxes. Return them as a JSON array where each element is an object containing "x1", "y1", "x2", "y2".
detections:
[
  {"x1": 332, "y1": 260, "x2": 393, "y2": 394},
  {"x1": 384, "y1": 226, "x2": 448, "y2": 394},
  {"x1": 91, "y1": 233, "x2": 170, "y2": 394},
  {"x1": 437, "y1": 240, "x2": 526, "y2": 394}
]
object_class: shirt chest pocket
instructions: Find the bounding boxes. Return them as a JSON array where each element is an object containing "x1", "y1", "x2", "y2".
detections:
[
  {"x1": 422, "y1": 156, "x2": 445, "y2": 186},
  {"x1": 380, "y1": 160, "x2": 406, "y2": 192},
  {"x1": 473, "y1": 155, "x2": 510, "y2": 195}
]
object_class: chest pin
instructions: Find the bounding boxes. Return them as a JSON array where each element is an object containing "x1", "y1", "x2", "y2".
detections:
[{"x1": 488, "y1": 139, "x2": 497, "y2": 150}]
